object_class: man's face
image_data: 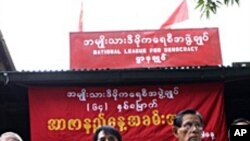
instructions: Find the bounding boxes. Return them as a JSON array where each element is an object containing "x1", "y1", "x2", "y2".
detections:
[
  {"x1": 173, "y1": 114, "x2": 203, "y2": 141},
  {"x1": 97, "y1": 130, "x2": 118, "y2": 141}
]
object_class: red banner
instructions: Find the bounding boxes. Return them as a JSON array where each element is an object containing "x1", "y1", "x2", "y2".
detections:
[
  {"x1": 29, "y1": 83, "x2": 228, "y2": 141},
  {"x1": 70, "y1": 28, "x2": 222, "y2": 69}
]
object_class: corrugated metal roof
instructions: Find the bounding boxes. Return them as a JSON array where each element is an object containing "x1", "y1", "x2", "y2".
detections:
[{"x1": 0, "y1": 65, "x2": 250, "y2": 87}]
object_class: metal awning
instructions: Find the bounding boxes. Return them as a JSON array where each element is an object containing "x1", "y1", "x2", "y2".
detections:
[{"x1": 0, "y1": 66, "x2": 250, "y2": 86}]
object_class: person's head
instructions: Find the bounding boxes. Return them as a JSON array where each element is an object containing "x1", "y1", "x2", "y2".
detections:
[
  {"x1": 0, "y1": 132, "x2": 23, "y2": 141},
  {"x1": 173, "y1": 109, "x2": 204, "y2": 141},
  {"x1": 231, "y1": 118, "x2": 250, "y2": 125},
  {"x1": 93, "y1": 126, "x2": 122, "y2": 141}
]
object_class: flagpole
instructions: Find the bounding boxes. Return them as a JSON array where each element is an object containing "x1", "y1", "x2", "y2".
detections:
[{"x1": 78, "y1": 0, "x2": 83, "y2": 32}]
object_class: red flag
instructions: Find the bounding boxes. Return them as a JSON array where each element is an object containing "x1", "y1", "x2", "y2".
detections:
[
  {"x1": 160, "y1": 0, "x2": 188, "y2": 29},
  {"x1": 78, "y1": 1, "x2": 83, "y2": 31}
]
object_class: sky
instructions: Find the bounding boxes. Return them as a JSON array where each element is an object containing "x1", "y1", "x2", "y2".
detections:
[{"x1": 0, "y1": 0, "x2": 250, "y2": 71}]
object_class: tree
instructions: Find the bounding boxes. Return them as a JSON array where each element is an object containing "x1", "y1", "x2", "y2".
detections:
[{"x1": 195, "y1": 0, "x2": 240, "y2": 18}]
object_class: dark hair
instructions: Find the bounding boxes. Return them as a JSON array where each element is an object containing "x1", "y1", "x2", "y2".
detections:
[
  {"x1": 231, "y1": 118, "x2": 250, "y2": 125},
  {"x1": 174, "y1": 109, "x2": 204, "y2": 127},
  {"x1": 93, "y1": 126, "x2": 122, "y2": 141}
]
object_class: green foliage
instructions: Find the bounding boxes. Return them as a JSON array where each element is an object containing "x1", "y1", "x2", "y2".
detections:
[{"x1": 195, "y1": 0, "x2": 240, "y2": 18}]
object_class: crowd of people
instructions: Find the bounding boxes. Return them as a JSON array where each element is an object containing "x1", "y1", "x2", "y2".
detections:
[
  {"x1": 92, "y1": 108, "x2": 250, "y2": 141},
  {"x1": 1, "y1": 108, "x2": 249, "y2": 141}
]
